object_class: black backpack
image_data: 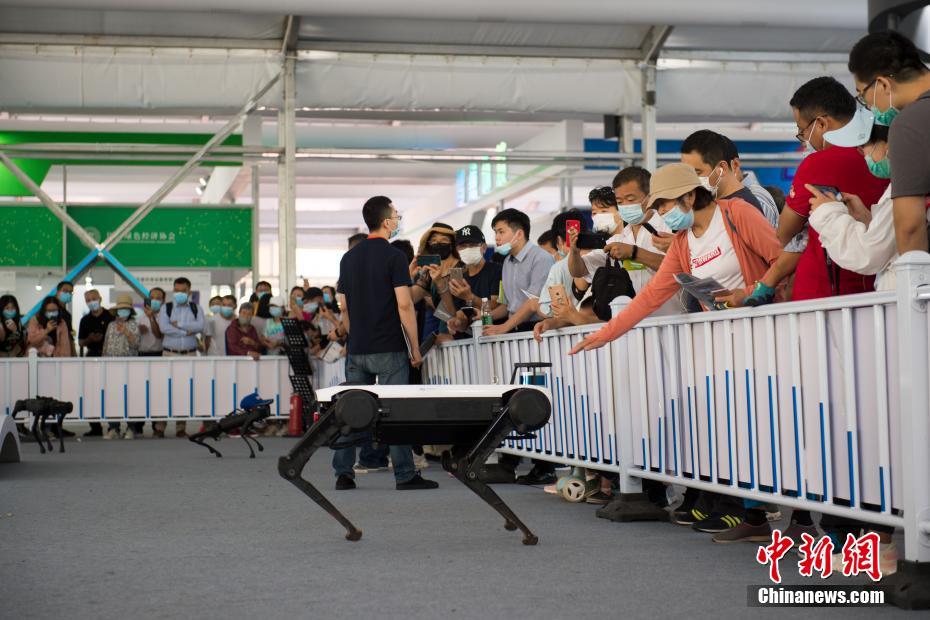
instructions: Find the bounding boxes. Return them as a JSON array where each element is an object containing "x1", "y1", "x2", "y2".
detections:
[
  {"x1": 164, "y1": 302, "x2": 199, "y2": 320},
  {"x1": 591, "y1": 258, "x2": 637, "y2": 321}
]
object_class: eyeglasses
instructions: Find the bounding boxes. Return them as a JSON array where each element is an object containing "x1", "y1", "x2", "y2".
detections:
[
  {"x1": 856, "y1": 78, "x2": 878, "y2": 108},
  {"x1": 389, "y1": 213, "x2": 403, "y2": 222},
  {"x1": 795, "y1": 115, "x2": 824, "y2": 143}
]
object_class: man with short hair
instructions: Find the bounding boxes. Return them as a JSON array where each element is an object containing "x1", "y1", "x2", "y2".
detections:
[
  {"x1": 483, "y1": 208, "x2": 554, "y2": 336},
  {"x1": 226, "y1": 303, "x2": 261, "y2": 360},
  {"x1": 204, "y1": 295, "x2": 236, "y2": 356},
  {"x1": 330, "y1": 195, "x2": 437, "y2": 491},
  {"x1": 777, "y1": 77, "x2": 889, "y2": 301},
  {"x1": 680, "y1": 130, "x2": 779, "y2": 227},
  {"x1": 849, "y1": 30, "x2": 930, "y2": 254},
  {"x1": 157, "y1": 277, "x2": 205, "y2": 438},
  {"x1": 79, "y1": 288, "x2": 117, "y2": 438},
  {"x1": 536, "y1": 230, "x2": 559, "y2": 262},
  {"x1": 347, "y1": 232, "x2": 368, "y2": 250}
]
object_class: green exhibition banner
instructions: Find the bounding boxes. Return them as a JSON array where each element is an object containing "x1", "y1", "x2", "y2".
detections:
[
  {"x1": 0, "y1": 206, "x2": 63, "y2": 267},
  {"x1": 65, "y1": 206, "x2": 252, "y2": 268}
]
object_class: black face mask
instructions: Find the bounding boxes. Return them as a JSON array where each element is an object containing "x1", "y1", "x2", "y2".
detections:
[{"x1": 426, "y1": 243, "x2": 453, "y2": 260}]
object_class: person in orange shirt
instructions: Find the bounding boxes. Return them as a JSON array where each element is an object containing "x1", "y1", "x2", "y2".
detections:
[{"x1": 570, "y1": 162, "x2": 782, "y2": 355}]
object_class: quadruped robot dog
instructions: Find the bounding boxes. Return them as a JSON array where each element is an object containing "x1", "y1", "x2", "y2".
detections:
[
  {"x1": 12, "y1": 396, "x2": 73, "y2": 454},
  {"x1": 276, "y1": 318, "x2": 553, "y2": 545},
  {"x1": 188, "y1": 391, "x2": 273, "y2": 458}
]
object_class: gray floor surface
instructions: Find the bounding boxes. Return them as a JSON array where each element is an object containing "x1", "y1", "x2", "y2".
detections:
[{"x1": 0, "y1": 432, "x2": 914, "y2": 620}]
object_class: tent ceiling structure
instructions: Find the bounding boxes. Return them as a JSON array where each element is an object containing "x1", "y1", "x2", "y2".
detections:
[{"x1": 0, "y1": 0, "x2": 868, "y2": 121}]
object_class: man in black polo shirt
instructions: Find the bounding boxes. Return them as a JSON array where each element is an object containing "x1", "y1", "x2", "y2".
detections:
[
  {"x1": 78, "y1": 288, "x2": 117, "y2": 438},
  {"x1": 330, "y1": 195, "x2": 438, "y2": 491},
  {"x1": 446, "y1": 225, "x2": 504, "y2": 338}
]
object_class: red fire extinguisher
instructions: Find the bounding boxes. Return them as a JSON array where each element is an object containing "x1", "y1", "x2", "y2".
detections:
[{"x1": 288, "y1": 394, "x2": 303, "y2": 437}]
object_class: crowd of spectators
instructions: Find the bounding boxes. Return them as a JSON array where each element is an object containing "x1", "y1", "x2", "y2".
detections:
[
  {"x1": 1, "y1": 276, "x2": 345, "y2": 441},
  {"x1": 1, "y1": 30, "x2": 927, "y2": 572}
]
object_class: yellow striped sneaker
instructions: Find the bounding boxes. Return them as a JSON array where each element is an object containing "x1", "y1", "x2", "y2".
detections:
[{"x1": 692, "y1": 512, "x2": 744, "y2": 533}]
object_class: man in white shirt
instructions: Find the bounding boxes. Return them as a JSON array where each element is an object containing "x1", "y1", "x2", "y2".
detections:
[
  {"x1": 204, "y1": 295, "x2": 236, "y2": 356},
  {"x1": 567, "y1": 167, "x2": 683, "y2": 316}
]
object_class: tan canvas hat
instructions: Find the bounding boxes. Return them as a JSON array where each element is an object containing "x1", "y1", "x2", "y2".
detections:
[{"x1": 644, "y1": 163, "x2": 702, "y2": 210}]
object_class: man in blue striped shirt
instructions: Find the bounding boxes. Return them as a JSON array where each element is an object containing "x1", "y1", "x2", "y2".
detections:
[{"x1": 156, "y1": 276, "x2": 204, "y2": 438}]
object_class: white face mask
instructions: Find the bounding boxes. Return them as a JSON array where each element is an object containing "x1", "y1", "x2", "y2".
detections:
[
  {"x1": 459, "y1": 246, "x2": 483, "y2": 266},
  {"x1": 592, "y1": 212, "x2": 618, "y2": 234},
  {"x1": 699, "y1": 166, "x2": 722, "y2": 195}
]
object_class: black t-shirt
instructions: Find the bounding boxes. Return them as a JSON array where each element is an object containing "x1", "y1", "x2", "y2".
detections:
[
  {"x1": 722, "y1": 186, "x2": 764, "y2": 214},
  {"x1": 78, "y1": 311, "x2": 114, "y2": 357},
  {"x1": 453, "y1": 260, "x2": 503, "y2": 312},
  {"x1": 338, "y1": 237, "x2": 412, "y2": 355}
]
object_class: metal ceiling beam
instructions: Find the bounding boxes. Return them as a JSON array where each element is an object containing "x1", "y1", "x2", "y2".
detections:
[
  {"x1": 640, "y1": 25, "x2": 673, "y2": 63},
  {"x1": 100, "y1": 70, "x2": 281, "y2": 251},
  {"x1": 0, "y1": 33, "x2": 281, "y2": 50},
  {"x1": 297, "y1": 41, "x2": 645, "y2": 60},
  {"x1": 280, "y1": 16, "x2": 302, "y2": 55},
  {"x1": 0, "y1": 153, "x2": 99, "y2": 249}
]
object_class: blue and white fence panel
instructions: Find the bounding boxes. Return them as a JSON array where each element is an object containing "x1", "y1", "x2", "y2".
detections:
[
  {"x1": 0, "y1": 353, "x2": 340, "y2": 421},
  {"x1": 423, "y1": 287, "x2": 914, "y2": 535}
]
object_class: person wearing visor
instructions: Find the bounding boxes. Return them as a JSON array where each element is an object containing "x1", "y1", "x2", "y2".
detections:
[
  {"x1": 726, "y1": 77, "x2": 890, "y2": 308},
  {"x1": 808, "y1": 123, "x2": 905, "y2": 291},
  {"x1": 569, "y1": 162, "x2": 781, "y2": 355},
  {"x1": 849, "y1": 30, "x2": 930, "y2": 254}
]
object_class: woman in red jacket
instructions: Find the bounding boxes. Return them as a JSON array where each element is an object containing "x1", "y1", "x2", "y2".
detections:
[{"x1": 570, "y1": 162, "x2": 783, "y2": 354}]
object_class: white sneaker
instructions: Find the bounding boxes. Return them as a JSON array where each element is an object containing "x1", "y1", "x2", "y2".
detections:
[
  {"x1": 880, "y1": 542, "x2": 899, "y2": 576},
  {"x1": 413, "y1": 454, "x2": 430, "y2": 470},
  {"x1": 104, "y1": 428, "x2": 119, "y2": 440},
  {"x1": 123, "y1": 429, "x2": 135, "y2": 440}
]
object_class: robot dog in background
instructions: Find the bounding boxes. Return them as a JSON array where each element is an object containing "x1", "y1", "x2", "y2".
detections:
[
  {"x1": 12, "y1": 396, "x2": 74, "y2": 454},
  {"x1": 188, "y1": 391, "x2": 273, "y2": 459}
]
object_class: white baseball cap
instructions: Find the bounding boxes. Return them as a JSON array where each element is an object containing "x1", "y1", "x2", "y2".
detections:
[{"x1": 269, "y1": 295, "x2": 285, "y2": 307}]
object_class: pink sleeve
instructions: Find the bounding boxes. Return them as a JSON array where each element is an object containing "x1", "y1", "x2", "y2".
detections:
[{"x1": 587, "y1": 235, "x2": 688, "y2": 345}]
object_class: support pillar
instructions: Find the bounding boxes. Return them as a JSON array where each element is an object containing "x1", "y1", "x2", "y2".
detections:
[
  {"x1": 243, "y1": 113, "x2": 263, "y2": 290},
  {"x1": 640, "y1": 63, "x2": 658, "y2": 173},
  {"x1": 887, "y1": 251, "x2": 930, "y2": 609},
  {"x1": 277, "y1": 56, "x2": 297, "y2": 295}
]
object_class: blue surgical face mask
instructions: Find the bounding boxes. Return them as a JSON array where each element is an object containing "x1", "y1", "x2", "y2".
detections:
[
  {"x1": 174, "y1": 292, "x2": 189, "y2": 305},
  {"x1": 46, "y1": 311, "x2": 59, "y2": 320},
  {"x1": 210, "y1": 304, "x2": 222, "y2": 315},
  {"x1": 619, "y1": 203, "x2": 645, "y2": 225},
  {"x1": 495, "y1": 242, "x2": 512, "y2": 256},
  {"x1": 662, "y1": 203, "x2": 695, "y2": 231},
  {"x1": 307, "y1": 301, "x2": 319, "y2": 313},
  {"x1": 87, "y1": 300, "x2": 101, "y2": 312},
  {"x1": 117, "y1": 308, "x2": 131, "y2": 319},
  {"x1": 294, "y1": 297, "x2": 304, "y2": 308},
  {"x1": 3, "y1": 309, "x2": 17, "y2": 320},
  {"x1": 150, "y1": 299, "x2": 162, "y2": 312},
  {"x1": 220, "y1": 307, "x2": 234, "y2": 319},
  {"x1": 269, "y1": 306, "x2": 283, "y2": 318},
  {"x1": 58, "y1": 292, "x2": 72, "y2": 304},
  {"x1": 865, "y1": 151, "x2": 891, "y2": 179},
  {"x1": 323, "y1": 293, "x2": 333, "y2": 304}
]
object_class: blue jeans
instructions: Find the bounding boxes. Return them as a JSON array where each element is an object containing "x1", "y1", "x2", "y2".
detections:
[{"x1": 332, "y1": 351, "x2": 416, "y2": 483}]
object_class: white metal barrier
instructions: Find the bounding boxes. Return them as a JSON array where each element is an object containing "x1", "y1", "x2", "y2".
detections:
[
  {"x1": 0, "y1": 353, "x2": 345, "y2": 421},
  {"x1": 424, "y1": 253, "x2": 930, "y2": 565}
]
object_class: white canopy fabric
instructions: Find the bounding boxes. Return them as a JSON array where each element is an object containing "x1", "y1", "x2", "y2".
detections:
[{"x1": 0, "y1": 1, "x2": 868, "y2": 121}]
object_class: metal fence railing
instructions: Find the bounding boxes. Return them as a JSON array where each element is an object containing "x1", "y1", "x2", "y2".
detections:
[{"x1": 424, "y1": 252, "x2": 930, "y2": 567}]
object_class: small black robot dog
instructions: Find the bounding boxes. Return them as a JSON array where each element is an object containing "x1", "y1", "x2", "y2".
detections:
[
  {"x1": 12, "y1": 396, "x2": 74, "y2": 454},
  {"x1": 188, "y1": 391, "x2": 273, "y2": 458}
]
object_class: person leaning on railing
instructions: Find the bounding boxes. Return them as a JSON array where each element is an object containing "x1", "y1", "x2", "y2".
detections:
[{"x1": 569, "y1": 162, "x2": 783, "y2": 355}]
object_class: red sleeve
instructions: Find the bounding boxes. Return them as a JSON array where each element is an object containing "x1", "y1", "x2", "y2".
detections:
[
  {"x1": 786, "y1": 155, "x2": 819, "y2": 219},
  {"x1": 226, "y1": 323, "x2": 245, "y2": 356}
]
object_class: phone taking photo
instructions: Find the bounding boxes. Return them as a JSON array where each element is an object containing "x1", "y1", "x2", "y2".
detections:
[{"x1": 565, "y1": 220, "x2": 581, "y2": 248}]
